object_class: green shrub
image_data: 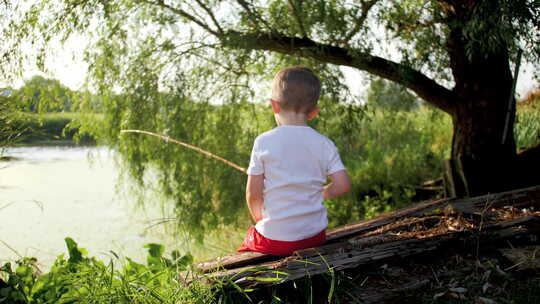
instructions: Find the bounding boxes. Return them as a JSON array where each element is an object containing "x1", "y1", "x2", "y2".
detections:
[
  {"x1": 0, "y1": 96, "x2": 24, "y2": 149},
  {"x1": 325, "y1": 107, "x2": 452, "y2": 225},
  {"x1": 5, "y1": 112, "x2": 95, "y2": 144},
  {"x1": 0, "y1": 238, "x2": 209, "y2": 304},
  {"x1": 515, "y1": 99, "x2": 540, "y2": 150}
]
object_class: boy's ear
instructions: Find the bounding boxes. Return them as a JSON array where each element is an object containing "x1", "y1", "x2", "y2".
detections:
[
  {"x1": 270, "y1": 99, "x2": 281, "y2": 114},
  {"x1": 307, "y1": 107, "x2": 320, "y2": 120}
]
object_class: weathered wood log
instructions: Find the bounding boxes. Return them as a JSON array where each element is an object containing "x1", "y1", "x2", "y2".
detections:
[
  {"x1": 500, "y1": 245, "x2": 540, "y2": 271},
  {"x1": 211, "y1": 214, "x2": 539, "y2": 288},
  {"x1": 326, "y1": 198, "x2": 451, "y2": 241},
  {"x1": 197, "y1": 252, "x2": 272, "y2": 273},
  {"x1": 449, "y1": 184, "x2": 540, "y2": 215},
  {"x1": 197, "y1": 197, "x2": 451, "y2": 272},
  {"x1": 198, "y1": 185, "x2": 540, "y2": 273}
]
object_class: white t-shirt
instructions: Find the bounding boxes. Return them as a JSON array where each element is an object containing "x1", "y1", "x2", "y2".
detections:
[{"x1": 247, "y1": 125, "x2": 346, "y2": 241}]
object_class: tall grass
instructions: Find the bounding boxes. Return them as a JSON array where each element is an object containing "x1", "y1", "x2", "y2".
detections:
[
  {"x1": 515, "y1": 99, "x2": 540, "y2": 150},
  {"x1": 0, "y1": 238, "x2": 216, "y2": 304},
  {"x1": 326, "y1": 107, "x2": 452, "y2": 224}
]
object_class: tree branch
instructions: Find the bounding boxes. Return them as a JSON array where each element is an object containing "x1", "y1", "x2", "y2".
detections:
[
  {"x1": 344, "y1": 0, "x2": 379, "y2": 42},
  {"x1": 287, "y1": 0, "x2": 308, "y2": 37},
  {"x1": 193, "y1": 0, "x2": 224, "y2": 35},
  {"x1": 235, "y1": 0, "x2": 272, "y2": 31},
  {"x1": 396, "y1": 18, "x2": 446, "y2": 34},
  {"x1": 223, "y1": 31, "x2": 457, "y2": 114},
  {"x1": 143, "y1": 0, "x2": 221, "y2": 37}
]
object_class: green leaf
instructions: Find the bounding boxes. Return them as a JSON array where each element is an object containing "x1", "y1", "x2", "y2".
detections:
[
  {"x1": 144, "y1": 243, "x2": 164, "y2": 259},
  {"x1": 64, "y1": 237, "x2": 84, "y2": 264}
]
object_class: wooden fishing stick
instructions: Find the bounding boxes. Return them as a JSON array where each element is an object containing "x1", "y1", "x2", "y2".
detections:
[{"x1": 120, "y1": 129, "x2": 247, "y2": 174}]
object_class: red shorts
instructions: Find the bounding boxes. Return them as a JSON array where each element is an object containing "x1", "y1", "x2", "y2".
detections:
[{"x1": 237, "y1": 226, "x2": 326, "y2": 256}]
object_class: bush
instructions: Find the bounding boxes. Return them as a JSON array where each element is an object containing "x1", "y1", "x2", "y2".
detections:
[
  {"x1": 515, "y1": 90, "x2": 540, "y2": 150},
  {"x1": 325, "y1": 107, "x2": 452, "y2": 225},
  {"x1": 6, "y1": 112, "x2": 95, "y2": 144},
  {"x1": 0, "y1": 238, "x2": 208, "y2": 304}
]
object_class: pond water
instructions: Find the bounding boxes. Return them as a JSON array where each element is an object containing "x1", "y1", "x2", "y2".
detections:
[{"x1": 0, "y1": 146, "x2": 238, "y2": 269}]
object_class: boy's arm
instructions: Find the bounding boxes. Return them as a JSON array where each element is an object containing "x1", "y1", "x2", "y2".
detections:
[
  {"x1": 246, "y1": 174, "x2": 264, "y2": 222},
  {"x1": 323, "y1": 170, "x2": 351, "y2": 200}
]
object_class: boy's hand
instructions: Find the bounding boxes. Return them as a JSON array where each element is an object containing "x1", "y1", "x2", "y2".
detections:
[
  {"x1": 246, "y1": 174, "x2": 265, "y2": 222},
  {"x1": 323, "y1": 170, "x2": 351, "y2": 200}
]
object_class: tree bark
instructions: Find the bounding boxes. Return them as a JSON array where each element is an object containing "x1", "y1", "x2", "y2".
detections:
[{"x1": 445, "y1": 14, "x2": 518, "y2": 196}]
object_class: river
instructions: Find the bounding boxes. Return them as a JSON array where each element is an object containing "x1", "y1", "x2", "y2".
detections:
[{"x1": 0, "y1": 146, "x2": 241, "y2": 269}]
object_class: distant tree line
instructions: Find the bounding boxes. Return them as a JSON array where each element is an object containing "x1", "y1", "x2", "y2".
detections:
[{"x1": 1, "y1": 75, "x2": 76, "y2": 112}]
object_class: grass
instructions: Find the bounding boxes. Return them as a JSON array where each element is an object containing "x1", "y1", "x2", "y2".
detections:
[
  {"x1": 326, "y1": 107, "x2": 453, "y2": 226},
  {"x1": 0, "y1": 238, "x2": 216, "y2": 304},
  {"x1": 515, "y1": 101, "x2": 540, "y2": 150}
]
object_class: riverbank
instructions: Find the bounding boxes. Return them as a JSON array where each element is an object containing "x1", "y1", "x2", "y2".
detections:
[{"x1": 5, "y1": 112, "x2": 97, "y2": 145}]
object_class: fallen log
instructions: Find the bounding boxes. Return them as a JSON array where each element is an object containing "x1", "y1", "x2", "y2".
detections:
[
  {"x1": 197, "y1": 197, "x2": 451, "y2": 273},
  {"x1": 214, "y1": 214, "x2": 539, "y2": 289},
  {"x1": 198, "y1": 185, "x2": 540, "y2": 273},
  {"x1": 449, "y1": 185, "x2": 540, "y2": 215}
]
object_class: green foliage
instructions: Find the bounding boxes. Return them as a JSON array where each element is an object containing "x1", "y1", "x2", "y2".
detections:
[
  {"x1": 325, "y1": 107, "x2": 452, "y2": 224},
  {"x1": 462, "y1": 0, "x2": 540, "y2": 61},
  {"x1": 9, "y1": 75, "x2": 75, "y2": 113},
  {"x1": 0, "y1": 75, "x2": 88, "y2": 146},
  {"x1": 366, "y1": 78, "x2": 421, "y2": 112},
  {"x1": 515, "y1": 91, "x2": 540, "y2": 150},
  {"x1": 3, "y1": 112, "x2": 94, "y2": 144},
  {"x1": 0, "y1": 238, "x2": 204, "y2": 304},
  {"x1": 0, "y1": 90, "x2": 24, "y2": 149},
  {"x1": 379, "y1": 0, "x2": 540, "y2": 75}
]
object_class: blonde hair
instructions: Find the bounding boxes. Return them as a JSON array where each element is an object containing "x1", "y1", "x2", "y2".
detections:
[{"x1": 271, "y1": 66, "x2": 321, "y2": 114}]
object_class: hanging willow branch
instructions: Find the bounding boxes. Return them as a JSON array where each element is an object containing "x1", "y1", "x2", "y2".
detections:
[{"x1": 120, "y1": 129, "x2": 247, "y2": 174}]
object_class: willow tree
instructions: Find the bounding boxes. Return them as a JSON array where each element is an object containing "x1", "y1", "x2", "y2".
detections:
[{"x1": 2, "y1": 1, "x2": 539, "y2": 232}]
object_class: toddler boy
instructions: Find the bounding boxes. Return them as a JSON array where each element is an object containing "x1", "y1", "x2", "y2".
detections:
[{"x1": 238, "y1": 66, "x2": 351, "y2": 256}]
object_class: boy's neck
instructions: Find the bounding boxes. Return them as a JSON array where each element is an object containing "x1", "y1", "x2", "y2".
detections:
[{"x1": 274, "y1": 111, "x2": 309, "y2": 126}]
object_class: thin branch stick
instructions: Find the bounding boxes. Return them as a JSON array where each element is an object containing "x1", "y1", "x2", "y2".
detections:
[
  {"x1": 0, "y1": 239, "x2": 23, "y2": 259},
  {"x1": 120, "y1": 129, "x2": 247, "y2": 174},
  {"x1": 287, "y1": 0, "x2": 307, "y2": 37},
  {"x1": 502, "y1": 48, "x2": 523, "y2": 145},
  {"x1": 142, "y1": 0, "x2": 221, "y2": 37},
  {"x1": 343, "y1": 0, "x2": 379, "y2": 42},
  {"x1": 235, "y1": 0, "x2": 273, "y2": 31},
  {"x1": 193, "y1": 0, "x2": 224, "y2": 35}
]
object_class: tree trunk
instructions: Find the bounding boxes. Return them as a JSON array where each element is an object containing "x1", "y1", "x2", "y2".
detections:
[
  {"x1": 445, "y1": 20, "x2": 518, "y2": 197},
  {"x1": 448, "y1": 98, "x2": 517, "y2": 196}
]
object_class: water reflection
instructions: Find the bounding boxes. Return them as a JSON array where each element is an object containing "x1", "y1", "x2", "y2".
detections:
[
  {"x1": 0, "y1": 146, "x2": 168, "y2": 269},
  {"x1": 3, "y1": 145, "x2": 110, "y2": 162}
]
